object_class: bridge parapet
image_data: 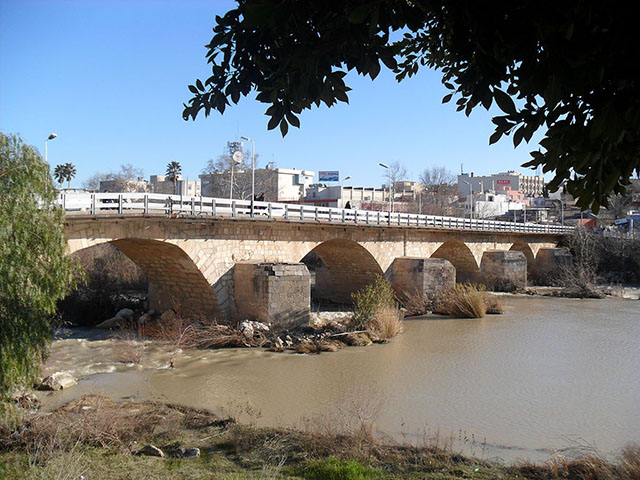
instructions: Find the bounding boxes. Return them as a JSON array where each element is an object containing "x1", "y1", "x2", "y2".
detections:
[{"x1": 57, "y1": 192, "x2": 572, "y2": 235}]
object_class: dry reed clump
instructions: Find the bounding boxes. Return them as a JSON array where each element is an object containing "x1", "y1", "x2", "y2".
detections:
[
  {"x1": 368, "y1": 305, "x2": 404, "y2": 339},
  {"x1": 400, "y1": 287, "x2": 433, "y2": 317},
  {"x1": 438, "y1": 284, "x2": 487, "y2": 318},
  {"x1": 484, "y1": 295, "x2": 505, "y2": 315}
]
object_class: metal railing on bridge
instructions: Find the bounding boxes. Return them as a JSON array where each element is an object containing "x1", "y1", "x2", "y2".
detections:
[{"x1": 57, "y1": 192, "x2": 573, "y2": 235}]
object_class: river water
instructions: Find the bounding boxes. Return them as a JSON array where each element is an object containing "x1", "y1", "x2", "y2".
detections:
[{"x1": 40, "y1": 296, "x2": 639, "y2": 464}]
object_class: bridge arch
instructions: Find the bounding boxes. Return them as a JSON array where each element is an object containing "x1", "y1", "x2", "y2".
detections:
[
  {"x1": 509, "y1": 240, "x2": 535, "y2": 275},
  {"x1": 430, "y1": 240, "x2": 480, "y2": 283},
  {"x1": 105, "y1": 238, "x2": 220, "y2": 319},
  {"x1": 302, "y1": 238, "x2": 384, "y2": 304}
]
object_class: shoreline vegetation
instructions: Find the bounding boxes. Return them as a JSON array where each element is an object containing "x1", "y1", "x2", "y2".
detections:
[{"x1": 1, "y1": 395, "x2": 638, "y2": 479}]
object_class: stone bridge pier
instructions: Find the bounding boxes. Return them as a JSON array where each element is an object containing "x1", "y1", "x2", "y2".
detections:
[{"x1": 64, "y1": 217, "x2": 566, "y2": 323}]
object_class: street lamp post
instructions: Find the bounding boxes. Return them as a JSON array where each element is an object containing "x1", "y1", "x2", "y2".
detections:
[
  {"x1": 379, "y1": 163, "x2": 392, "y2": 213},
  {"x1": 44, "y1": 133, "x2": 57, "y2": 163},
  {"x1": 240, "y1": 136, "x2": 255, "y2": 216},
  {"x1": 461, "y1": 180, "x2": 473, "y2": 219}
]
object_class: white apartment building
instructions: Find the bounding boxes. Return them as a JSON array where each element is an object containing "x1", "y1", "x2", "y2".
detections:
[{"x1": 462, "y1": 190, "x2": 525, "y2": 219}]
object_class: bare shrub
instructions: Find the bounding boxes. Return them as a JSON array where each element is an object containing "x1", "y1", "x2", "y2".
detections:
[
  {"x1": 484, "y1": 295, "x2": 505, "y2": 315},
  {"x1": 301, "y1": 382, "x2": 385, "y2": 458},
  {"x1": 438, "y1": 284, "x2": 487, "y2": 318},
  {"x1": 112, "y1": 332, "x2": 143, "y2": 364},
  {"x1": 559, "y1": 227, "x2": 603, "y2": 298},
  {"x1": 369, "y1": 305, "x2": 404, "y2": 339},
  {"x1": 144, "y1": 318, "x2": 246, "y2": 350}
]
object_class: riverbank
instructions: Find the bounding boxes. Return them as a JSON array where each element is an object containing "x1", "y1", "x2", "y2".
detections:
[{"x1": 2, "y1": 395, "x2": 638, "y2": 479}]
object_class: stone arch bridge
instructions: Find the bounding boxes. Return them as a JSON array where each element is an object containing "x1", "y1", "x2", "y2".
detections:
[{"x1": 64, "y1": 213, "x2": 567, "y2": 322}]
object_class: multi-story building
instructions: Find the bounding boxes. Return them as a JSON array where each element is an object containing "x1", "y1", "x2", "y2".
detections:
[
  {"x1": 200, "y1": 167, "x2": 314, "y2": 202},
  {"x1": 458, "y1": 170, "x2": 544, "y2": 197}
]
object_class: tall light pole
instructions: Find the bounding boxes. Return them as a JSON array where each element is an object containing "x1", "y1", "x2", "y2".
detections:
[
  {"x1": 461, "y1": 180, "x2": 473, "y2": 219},
  {"x1": 240, "y1": 136, "x2": 255, "y2": 216},
  {"x1": 44, "y1": 133, "x2": 57, "y2": 163},
  {"x1": 379, "y1": 163, "x2": 392, "y2": 213}
]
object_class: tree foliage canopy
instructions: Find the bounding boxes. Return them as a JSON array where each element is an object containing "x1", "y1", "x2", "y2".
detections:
[
  {"x1": 0, "y1": 134, "x2": 79, "y2": 399},
  {"x1": 183, "y1": 1, "x2": 640, "y2": 212}
]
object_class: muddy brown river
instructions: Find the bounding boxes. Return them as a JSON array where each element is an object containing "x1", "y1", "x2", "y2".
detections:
[{"x1": 40, "y1": 295, "x2": 640, "y2": 464}]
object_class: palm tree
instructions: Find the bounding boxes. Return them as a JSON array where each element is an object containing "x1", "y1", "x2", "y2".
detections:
[
  {"x1": 53, "y1": 164, "x2": 65, "y2": 187},
  {"x1": 166, "y1": 161, "x2": 182, "y2": 194},
  {"x1": 63, "y1": 163, "x2": 76, "y2": 189}
]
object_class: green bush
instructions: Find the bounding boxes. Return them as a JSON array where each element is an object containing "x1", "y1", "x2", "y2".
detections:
[
  {"x1": 350, "y1": 276, "x2": 396, "y2": 330},
  {"x1": 300, "y1": 457, "x2": 383, "y2": 480}
]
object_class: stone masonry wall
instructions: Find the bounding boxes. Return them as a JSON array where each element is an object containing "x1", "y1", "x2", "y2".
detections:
[
  {"x1": 391, "y1": 257, "x2": 456, "y2": 300},
  {"x1": 234, "y1": 263, "x2": 310, "y2": 326},
  {"x1": 480, "y1": 250, "x2": 527, "y2": 289}
]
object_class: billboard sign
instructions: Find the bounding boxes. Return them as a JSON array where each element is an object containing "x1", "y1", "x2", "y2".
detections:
[
  {"x1": 496, "y1": 179, "x2": 511, "y2": 185},
  {"x1": 318, "y1": 171, "x2": 339, "y2": 182}
]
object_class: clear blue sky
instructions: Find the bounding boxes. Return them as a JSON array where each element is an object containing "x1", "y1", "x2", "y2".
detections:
[{"x1": 1, "y1": 0, "x2": 544, "y2": 189}]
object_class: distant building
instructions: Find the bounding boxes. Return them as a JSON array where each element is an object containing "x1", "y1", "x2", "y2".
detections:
[
  {"x1": 200, "y1": 167, "x2": 313, "y2": 202},
  {"x1": 149, "y1": 175, "x2": 201, "y2": 196},
  {"x1": 461, "y1": 190, "x2": 525, "y2": 219},
  {"x1": 99, "y1": 175, "x2": 201, "y2": 195},
  {"x1": 458, "y1": 170, "x2": 544, "y2": 197},
  {"x1": 99, "y1": 178, "x2": 148, "y2": 193},
  {"x1": 303, "y1": 185, "x2": 388, "y2": 209}
]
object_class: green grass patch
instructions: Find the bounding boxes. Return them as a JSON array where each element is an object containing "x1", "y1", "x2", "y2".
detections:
[{"x1": 297, "y1": 456, "x2": 384, "y2": 479}]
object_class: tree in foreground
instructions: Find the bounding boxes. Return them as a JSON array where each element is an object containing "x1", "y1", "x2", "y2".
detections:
[
  {"x1": 0, "y1": 133, "x2": 79, "y2": 400},
  {"x1": 183, "y1": 1, "x2": 640, "y2": 212},
  {"x1": 165, "y1": 161, "x2": 182, "y2": 194}
]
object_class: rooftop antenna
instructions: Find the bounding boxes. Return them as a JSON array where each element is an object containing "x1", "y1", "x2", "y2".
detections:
[
  {"x1": 236, "y1": 120, "x2": 240, "y2": 141},
  {"x1": 461, "y1": 163, "x2": 464, "y2": 175}
]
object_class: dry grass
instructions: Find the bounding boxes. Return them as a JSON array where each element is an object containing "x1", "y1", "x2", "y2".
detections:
[
  {"x1": 515, "y1": 443, "x2": 640, "y2": 480},
  {"x1": 438, "y1": 284, "x2": 487, "y2": 318},
  {"x1": 143, "y1": 318, "x2": 245, "y2": 349},
  {"x1": 3, "y1": 394, "x2": 639, "y2": 480},
  {"x1": 400, "y1": 287, "x2": 432, "y2": 317},
  {"x1": 300, "y1": 382, "x2": 385, "y2": 458},
  {"x1": 484, "y1": 295, "x2": 505, "y2": 314},
  {"x1": 368, "y1": 305, "x2": 404, "y2": 339}
]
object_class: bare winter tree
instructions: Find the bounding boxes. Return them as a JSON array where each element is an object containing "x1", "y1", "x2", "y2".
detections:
[
  {"x1": 418, "y1": 166, "x2": 458, "y2": 215},
  {"x1": 201, "y1": 148, "x2": 278, "y2": 200},
  {"x1": 83, "y1": 164, "x2": 145, "y2": 192},
  {"x1": 380, "y1": 161, "x2": 408, "y2": 211}
]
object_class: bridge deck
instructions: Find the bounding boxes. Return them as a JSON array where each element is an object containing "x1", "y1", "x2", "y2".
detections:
[{"x1": 57, "y1": 192, "x2": 572, "y2": 235}]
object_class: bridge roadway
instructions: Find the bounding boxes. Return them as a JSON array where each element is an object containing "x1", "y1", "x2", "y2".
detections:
[{"x1": 60, "y1": 193, "x2": 572, "y2": 321}]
